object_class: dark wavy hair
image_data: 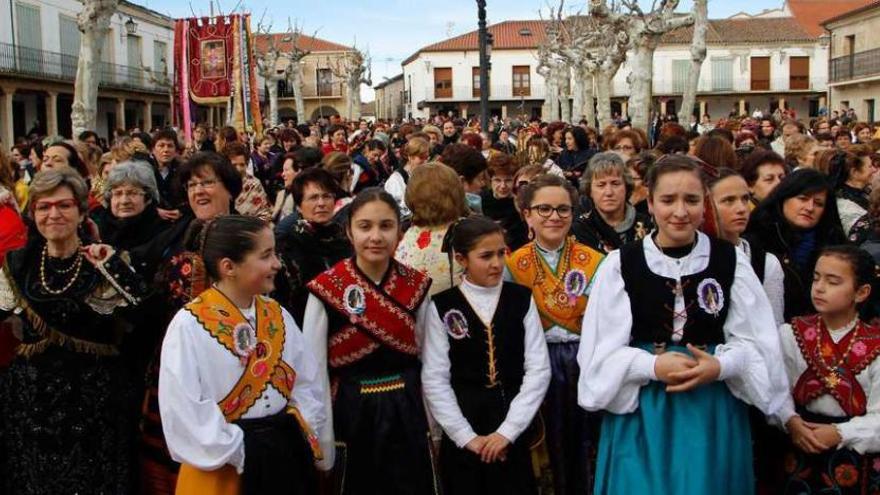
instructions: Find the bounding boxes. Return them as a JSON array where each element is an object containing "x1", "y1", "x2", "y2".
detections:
[
  {"x1": 748, "y1": 168, "x2": 845, "y2": 247},
  {"x1": 178, "y1": 152, "x2": 243, "y2": 199}
]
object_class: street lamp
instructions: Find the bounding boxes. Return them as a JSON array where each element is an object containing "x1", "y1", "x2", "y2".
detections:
[
  {"x1": 125, "y1": 16, "x2": 138, "y2": 36},
  {"x1": 477, "y1": 0, "x2": 490, "y2": 132}
]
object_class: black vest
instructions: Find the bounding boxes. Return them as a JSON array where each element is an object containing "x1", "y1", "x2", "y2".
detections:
[
  {"x1": 432, "y1": 282, "x2": 531, "y2": 434},
  {"x1": 620, "y1": 237, "x2": 736, "y2": 347}
]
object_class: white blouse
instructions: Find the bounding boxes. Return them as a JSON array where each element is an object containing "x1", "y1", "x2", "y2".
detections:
[
  {"x1": 158, "y1": 298, "x2": 326, "y2": 473},
  {"x1": 421, "y1": 278, "x2": 551, "y2": 448},
  {"x1": 576, "y1": 232, "x2": 794, "y2": 427},
  {"x1": 302, "y1": 292, "x2": 433, "y2": 471},
  {"x1": 384, "y1": 169, "x2": 411, "y2": 219},
  {"x1": 738, "y1": 238, "x2": 786, "y2": 327},
  {"x1": 779, "y1": 322, "x2": 880, "y2": 454}
]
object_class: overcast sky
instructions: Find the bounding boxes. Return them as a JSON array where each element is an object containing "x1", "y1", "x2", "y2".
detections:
[{"x1": 142, "y1": 0, "x2": 784, "y2": 99}]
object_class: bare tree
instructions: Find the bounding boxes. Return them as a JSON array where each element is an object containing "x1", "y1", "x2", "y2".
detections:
[
  {"x1": 71, "y1": 0, "x2": 118, "y2": 136},
  {"x1": 331, "y1": 48, "x2": 372, "y2": 121},
  {"x1": 254, "y1": 22, "x2": 289, "y2": 127},
  {"x1": 620, "y1": 0, "x2": 694, "y2": 130},
  {"x1": 543, "y1": 0, "x2": 629, "y2": 128},
  {"x1": 284, "y1": 20, "x2": 315, "y2": 124},
  {"x1": 677, "y1": 0, "x2": 708, "y2": 124}
]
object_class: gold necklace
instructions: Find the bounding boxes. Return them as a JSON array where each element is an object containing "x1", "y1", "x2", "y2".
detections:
[
  {"x1": 40, "y1": 243, "x2": 84, "y2": 295},
  {"x1": 815, "y1": 316, "x2": 860, "y2": 388}
]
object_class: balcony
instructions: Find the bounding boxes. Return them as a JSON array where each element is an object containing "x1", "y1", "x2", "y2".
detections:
[
  {"x1": 426, "y1": 84, "x2": 546, "y2": 102},
  {"x1": 0, "y1": 42, "x2": 169, "y2": 94},
  {"x1": 830, "y1": 48, "x2": 880, "y2": 83},
  {"x1": 655, "y1": 76, "x2": 827, "y2": 95},
  {"x1": 276, "y1": 81, "x2": 344, "y2": 99}
]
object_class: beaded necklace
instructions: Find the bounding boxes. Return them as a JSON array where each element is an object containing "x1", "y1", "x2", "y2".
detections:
[
  {"x1": 815, "y1": 315, "x2": 860, "y2": 389},
  {"x1": 39, "y1": 243, "x2": 84, "y2": 295}
]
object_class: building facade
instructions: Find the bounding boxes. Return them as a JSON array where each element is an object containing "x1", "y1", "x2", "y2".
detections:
[
  {"x1": 253, "y1": 33, "x2": 356, "y2": 123},
  {"x1": 374, "y1": 73, "x2": 404, "y2": 121},
  {"x1": 401, "y1": 0, "x2": 869, "y2": 123},
  {"x1": 823, "y1": 1, "x2": 880, "y2": 123},
  {"x1": 0, "y1": 0, "x2": 173, "y2": 144}
]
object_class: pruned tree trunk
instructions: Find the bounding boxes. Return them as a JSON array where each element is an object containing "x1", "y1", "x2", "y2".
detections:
[
  {"x1": 628, "y1": 40, "x2": 656, "y2": 131},
  {"x1": 572, "y1": 77, "x2": 584, "y2": 124},
  {"x1": 596, "y1": 71, "x2": 614, "y2": 129},
  {"x1": 71, "y1": 0, "x2": 117, "y2": 136},
  {"x1": 289, "y1": 63, "x2": 306, "y2": 122},
  {"x1": 559, "y1": 71, "x2": 572, "y2": 124},
  {"x1": 583, "y1": 72, "x2": 596, "y2": 127},
  {"x1": 348, "y1": 80, "x2": 361, "y2": 121},
  {"x1": 266, "y1": 81, "x2": 280, "y2": 126},
  {"x1": 677, "y1": 0, "x2": 708, "y2": 123}
]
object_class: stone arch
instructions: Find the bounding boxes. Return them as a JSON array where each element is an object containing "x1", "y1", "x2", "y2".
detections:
[{"x1": 310, "y1": 106, "x2": 340, "y2": 121}]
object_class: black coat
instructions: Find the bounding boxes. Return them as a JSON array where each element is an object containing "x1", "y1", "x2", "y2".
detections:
[{"x1": 274, "y1": 220, "x2": 353, "y2": 326}]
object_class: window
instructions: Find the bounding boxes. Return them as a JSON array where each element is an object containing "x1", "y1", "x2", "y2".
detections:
[
  {"x1": 712, "y1": 58, "x2": 733, "y2": 91},
  {"x1": 751, "y1": 56, "x2": 770, "y2": 91},
  {"x1": 472, "y1": 67, "x2": 481, "y2": 98},
  {"x1": 126, "y1": 35, "x2": 142, "y2": 84},
  {"x1": 153, "y1": 41, "x2": 168, "y2": 75},
  {"x1": 15, "y1": 2, "x2": 41, "y2": 73},
  {"x1": 867, "y1": 99, "x2": 876, "y2": 124},
  {"x1": 512, "y1": 65, "x2": 530, "y2": 97},
  {"x1": 789, "y1": 56, "x2": 809, "y2": 90},
  {"x1": 59, "y1": 15, "x2": 80, "y2": 78},
  {"x1": 317, "y1": 68, "x2": 333, "y2": 96},
  {"x1": 434, "y1": 67, "x2": 452, "y2": 99},
  {"x1": 672, "y1": 60, "x2": 689, "y2": 94}
]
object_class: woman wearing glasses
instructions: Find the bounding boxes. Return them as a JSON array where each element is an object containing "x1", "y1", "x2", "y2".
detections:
[
  {"x1": 506, "y1": 174, "x2": 604, "y2": 495},
  {"x1": 131, "y1": 151, "x2": 243, "y2": 495},
  {"x1": 90, "y1": 160, "x2": 170, "y2": 251},
  {"x1": 0, "y1": 167, "x2": 148, "y2": 494}
]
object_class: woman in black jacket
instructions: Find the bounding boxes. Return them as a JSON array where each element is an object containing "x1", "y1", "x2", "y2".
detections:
[
  {"x1": 557, "y1": 126, "x2": 596, "y2": 188},
  {"x1": 745, "y1": 168, "x2": 845, "y2": 321}
]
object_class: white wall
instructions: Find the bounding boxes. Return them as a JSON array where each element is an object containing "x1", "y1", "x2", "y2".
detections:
[
  {"x1": 0, "y1": 0, "x2": 172, "y2": 75},
  {"x1": 403, "y1": 40, "x2": 829, "y2": 120}
]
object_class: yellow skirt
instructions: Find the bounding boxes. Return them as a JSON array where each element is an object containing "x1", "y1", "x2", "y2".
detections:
[{"x1": 175, "y1": 463, "x2": 240, "y2": 495}]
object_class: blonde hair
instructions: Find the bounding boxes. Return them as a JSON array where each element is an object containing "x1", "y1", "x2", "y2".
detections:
[
  {"x1": 405, "y1": 162, "x2": 467, "y2": 227},
  {"x1": 784, "y1": 134, "x2": 817, "y2": 165},
  {"x1": 110, "y1": 137, "x2": 148, "y2": 164},
  {"x1": 404, "y1": 137, "x2": 430, "y2": 161}
]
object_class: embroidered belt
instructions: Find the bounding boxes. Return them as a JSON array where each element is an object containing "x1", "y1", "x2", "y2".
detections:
[{"x1": 359, "y1": 374, "x2": 406, "y2": 395}]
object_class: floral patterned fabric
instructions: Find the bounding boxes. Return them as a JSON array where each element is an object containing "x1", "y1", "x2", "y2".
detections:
[
  {"x1": 235, "y1": 175, "x2": 273, "y2": 223},
  {"x1": 395, "y1": 224, "x2": 462, "y2": 297},
  {"x1": 785, "y1": 440, "x2": 880, "y2": 495}
]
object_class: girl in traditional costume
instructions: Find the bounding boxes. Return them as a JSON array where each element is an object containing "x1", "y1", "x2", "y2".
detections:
[
  {"x1": 505, "y1": 174, "x2": 604, "y2": 495},
  {"x1": 423, "y1": 216, "x2": 551, "y2": 494},
  {"x1": 303, "y1": 188, "x2": 438, "y2": 494},
  {"x1": 159, "y1": 215, "x2": 325, "y2": 495},
  {"x1": 577, "y1": 155, "x2": 793, "y2": 495},
  {"x1": 780, "y1": 245, "x2": 880, "y2": 494}
]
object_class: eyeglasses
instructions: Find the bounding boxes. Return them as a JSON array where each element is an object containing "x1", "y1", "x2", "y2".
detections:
[
  {"x1": 186, "y1": 178, "x2": 219, "y2": 191},
  {"x1": 32, "y1": 198, "x2": 78, "y2": 214},
  {"x1": 111, "y1": 189, "x2": 146, "y2": 199},
  {"x1": 529, "y1": 204, "x2": 573, "y2": 219}
]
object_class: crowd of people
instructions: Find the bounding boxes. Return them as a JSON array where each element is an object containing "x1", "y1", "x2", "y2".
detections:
[{"x1": 0, "y1": 106, "x2": 879, "y2": 495}]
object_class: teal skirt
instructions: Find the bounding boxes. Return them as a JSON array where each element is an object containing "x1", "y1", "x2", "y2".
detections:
[{"x1": 594, "y1": 345, "x2": 755, "y2": 495}]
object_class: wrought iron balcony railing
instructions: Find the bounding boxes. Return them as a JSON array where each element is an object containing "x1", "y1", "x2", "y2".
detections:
[{"x1": 0, "y1": 42, "x2": 170, "y2": 94}]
